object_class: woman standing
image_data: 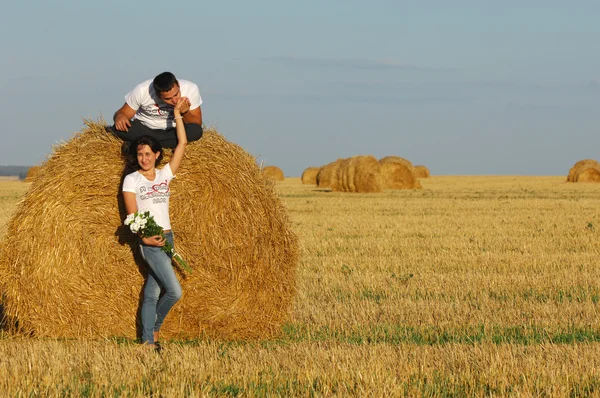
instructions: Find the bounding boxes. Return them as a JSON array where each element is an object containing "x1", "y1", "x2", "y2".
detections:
[{"x1": 122, "y1": 97, "x2": 189, "y2": 350}]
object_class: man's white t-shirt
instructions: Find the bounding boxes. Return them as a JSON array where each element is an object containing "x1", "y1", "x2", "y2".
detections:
[
  {"x1": 125, "y1": 79, "x2": 202, "y2": 130},
  {"x1": 122, "y1": 163, "x2": 175, "y2": 230}
]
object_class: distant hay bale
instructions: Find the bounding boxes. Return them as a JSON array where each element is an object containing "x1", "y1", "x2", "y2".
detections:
[
  {"x1": 577, "y1": 167, "x2": 600, "y2": 182},
  {"x1": 23, "y1": 166, "x2": 41, "y2": 182},
  {"x1": 316, "y1": 160, "x2": 343, "y2": 188},
  {"x1": 0, "y1": 121, "x2": 298, "y2": 340},
  {"x1": 261, "y1": 165, "x2": 284, "y2": 182},
  {"x1": 331, "y1": 156, "x2": 383, "y2": 193},
  {"x1": 380, "y1": 162, "x2": 422, "y2": 190},
  {"x1": 379, "y1": 156, "x2": 414, "y2": 168},
  {"x1": 301, "y1": 167, "x2": 320, "y2": 185},
  {"x1": 414, "y1": 165, "x2": 430, "y2": 178},
  {"x1": 567, "y1": 159, "x2": 600, "y2": 182}
]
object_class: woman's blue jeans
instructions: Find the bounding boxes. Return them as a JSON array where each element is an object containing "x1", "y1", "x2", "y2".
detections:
[{"x1": 139, "y1": 231, "x2": 182, "y2": 344}]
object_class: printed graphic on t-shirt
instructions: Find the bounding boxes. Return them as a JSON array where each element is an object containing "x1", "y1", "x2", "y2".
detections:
[
  {"x1": 147, "y1": 104, "x2": 173, "y2": 118},
  {"x1": 139, "y1": 179, "x2": 170, "y2": 204}
]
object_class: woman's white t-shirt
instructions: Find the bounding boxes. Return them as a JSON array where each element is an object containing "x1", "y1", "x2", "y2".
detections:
[{"x1": 123, "y1": 163, "x2": 175, "y2": 230}]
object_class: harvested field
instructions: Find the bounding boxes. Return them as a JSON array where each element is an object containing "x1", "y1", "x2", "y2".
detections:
[{"x1": 1, "y1": 175, "x2": 600, "y2": 395}]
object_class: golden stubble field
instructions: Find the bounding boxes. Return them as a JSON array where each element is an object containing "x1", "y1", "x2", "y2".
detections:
[{"x1": 1, "y1": 176, "x2": 600, "y2": 396}]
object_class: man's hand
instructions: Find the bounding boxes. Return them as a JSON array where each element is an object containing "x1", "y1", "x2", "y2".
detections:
[
  {"x1": 142, "y1": 235, "x2": 166, "y2": 247},
  {"x1": 114, "y1": 113, "x2": 132, "y2": 132},
  {"x1": 113, "y1": 103, "x2": 137, "y2": 132}
]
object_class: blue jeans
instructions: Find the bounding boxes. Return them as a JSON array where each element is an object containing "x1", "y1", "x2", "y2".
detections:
[{"x1": 139, "y1": 231, "x2": 182, "y2": 344}]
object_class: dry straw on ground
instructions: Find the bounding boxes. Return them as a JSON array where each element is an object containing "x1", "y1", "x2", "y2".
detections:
[
  {"x1": 0, "y1": 121, "x2": 298, "y2": 340},
  {"x1": 414, "y1": 165, "x2": 431, "y2": 178},
  {"x1": 23, "y1": 165, "x2": 41, "y2": 182},
  {"x1": 261, "y1": 165, "x2": 285, "y2": 182},
  {"x1": 330, "y1": 156, "x2": 383, "y2": 193},
  {"x1": 567, "y1": 159, "x2": 600, "y2": 182},
  {"x1": 301, "y1": 167, "x2": 320, "y2": 185}
]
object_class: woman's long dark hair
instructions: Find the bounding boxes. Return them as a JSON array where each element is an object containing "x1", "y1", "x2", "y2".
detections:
[{"x1": 124, "y1": 136, "x2": 164, "y2": 174}]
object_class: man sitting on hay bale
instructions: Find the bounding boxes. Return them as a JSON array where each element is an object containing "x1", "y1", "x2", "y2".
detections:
[{"x1": 107, "y1": 71, "x2": 204, "y2": 149}]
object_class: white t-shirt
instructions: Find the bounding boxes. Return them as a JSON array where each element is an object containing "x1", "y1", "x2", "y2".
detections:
[
  {"x1": 123, "y1": 163, "x2": 175, "y2": 230},
  {"x1": 125, "y1": 79, "x2": 202, "y2": 130}
]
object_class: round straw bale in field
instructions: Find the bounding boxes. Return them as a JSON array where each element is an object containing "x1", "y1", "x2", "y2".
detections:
[
  {"x1": 316, "y1": 160, "x2": 343, "y2": 188},
  {"x1": 331, "y1": 156, "x2": 383, "y2": 193},
  {"x1": 577, "y1": 167, "x2": 600, "y2": 182},
  {"x1": 0, "y1": 121, "x2": 298, "y2": 340},
  {"x1": 301, "y1": 167, "x2": 320, "y2": 185},
  {"x1": 261, "y1": 165, "x2": 284, "y2": 182},
  {"x1": 330, "y1": 158, "x2": 353, "y2": 192},
  {"x1": 379, "y1": 156, "x2": 414, "y2": 168},
  {"x1": 414, "y1": 165, "x2": 430, "y2": 178},
  {"x1": 567, "y1": 159, "x2": 600, "y2": 182},
  {"x1": 23, "y1": 165, "x2": 41, "y2": 182},
  {"x1": 380, "y1": 162, "x2": 422, "y2": 190}
]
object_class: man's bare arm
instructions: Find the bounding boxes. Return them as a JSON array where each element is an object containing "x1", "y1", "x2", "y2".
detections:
[
  {"x1": 183, "y1": 106, "x2": 202, "y2": 125},
  {"x1": 113, "y1": 103, "x2": 137, "y2": 132}
]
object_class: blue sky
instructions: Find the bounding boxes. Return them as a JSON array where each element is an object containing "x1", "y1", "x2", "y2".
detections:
[{"x1": 2, "y1": 1, "x2": 599, "y2": 176}]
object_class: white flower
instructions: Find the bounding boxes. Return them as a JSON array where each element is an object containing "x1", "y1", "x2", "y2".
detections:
[
  {"x1": 124, "y1": 213, "x2": 135, "y2": 226},
  {"x1": 130, "y1": 222, "x2": 141, "y2": 233}
]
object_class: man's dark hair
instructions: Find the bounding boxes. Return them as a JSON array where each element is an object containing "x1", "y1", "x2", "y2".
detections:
[{"x1": 153, "y1": 72, "x2": 178, "y2": 94}]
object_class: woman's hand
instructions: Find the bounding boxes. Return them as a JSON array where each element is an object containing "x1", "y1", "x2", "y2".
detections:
[
  {"x1": 141, "y1": 235, "x2": 166, "y2": 247},
  {"x1": 174, "y1": 97, "x2": 191, "y2": 116}
]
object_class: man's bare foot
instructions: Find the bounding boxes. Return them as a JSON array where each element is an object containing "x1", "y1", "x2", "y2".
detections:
[{"x1": 154, "y1": 331, "x2": 159, "y2": 343}]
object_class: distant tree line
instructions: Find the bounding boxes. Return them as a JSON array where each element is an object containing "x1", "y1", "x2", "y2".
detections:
[{"x1": 0, "y1": 166, "x2": 32, "y2": 180}]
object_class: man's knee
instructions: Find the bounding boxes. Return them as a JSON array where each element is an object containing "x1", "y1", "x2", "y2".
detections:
[
  {"x1": 106, "y1": 125, "x2": 128, "y2": 141},
  {"x1": 185, "y1": 123, "x2": 203, "y2": 142}
]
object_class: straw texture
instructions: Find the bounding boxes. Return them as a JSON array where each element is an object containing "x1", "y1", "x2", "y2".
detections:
[
  {"x1": 23, "y1": 166, "x2": 41, "y2": 182},
  {"x1": 301, "y1": 167, "x2": 320, "y2": 185},
  {"x1": 380, "y1": 163, "x2": 422, "y2": 190},
  {"x1": 414, "y1": 165, "x2": 431, "y2": 178},
  {"x1": 330, "y1": 156, "x2": 383, "y2": 193},
  {"x1": 316, "y1": 160, "x2": 343, "y2": 188},
  {"x1": 567, "y1": 159, "x2": 600, "y2": 182},
  {"x1": 0, "y1": 121, "x2": 298, "y2": 340},
  {"x1": 261, "y1": 166, "x2": 284, "y2": 182}
]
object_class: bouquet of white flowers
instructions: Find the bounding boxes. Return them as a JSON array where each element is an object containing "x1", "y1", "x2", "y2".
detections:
[{"x1": 124, "y1": 211, "x2": 192, "y2": 273}]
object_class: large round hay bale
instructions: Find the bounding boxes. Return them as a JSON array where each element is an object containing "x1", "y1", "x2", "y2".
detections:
[
  {"x1": 0, "y1": 121, "x2": 298, "y2": 340},
  {"x1": 301, "y1": 167, "x2": 320, "y2": 185},
  {"x1": 567, "y1": 159, "x2": 600, "y2": 182},
  {"x1": 261, "y1": 165, "x2": 284, "y2": 182},
  {"x1": 331, "y1": 156, "x2": 383, "y2": 193},
  {"x1": 577, "y1": 167, "x2": 600, "y2": 182},
  {"x1": 316, "y1": 160, "x2": 343, "y2": 188},
  {"x1": 414, "y1": 165, "x2": 430, "y2": 178},
  {"x1": 380, "y1": 162, "x2": 422, "y2": 190},
  {"x1": 379, "y1": 156, "x2": 413, "y2": 168},
  {"x1": 330, "y1": 158, "x2": 353, "y2": 192},
  {"x1": 23, "y1": 165, "x2": 41, "y2": 182}
]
